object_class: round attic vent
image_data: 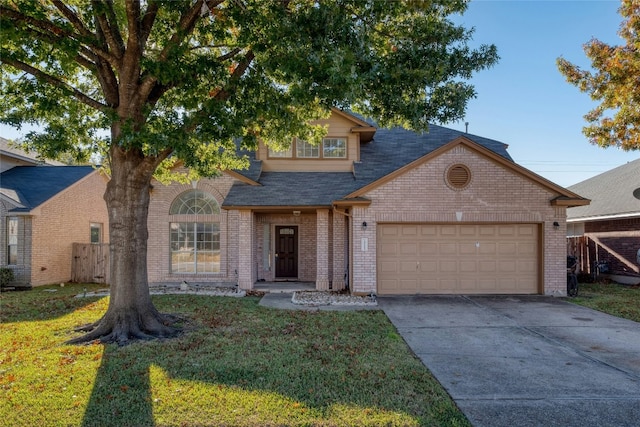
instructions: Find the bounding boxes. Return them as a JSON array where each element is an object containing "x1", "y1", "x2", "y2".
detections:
[
  {"x1": 446, "y1": 164, "x2": 471, "y2": 189},
  {"x1": 633, "y1": 187, "x2": 640, "y2": 200}
]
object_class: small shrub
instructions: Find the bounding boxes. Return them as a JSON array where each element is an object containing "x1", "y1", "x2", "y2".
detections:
[{"x1": 0, "y1": 267, "x2": 15, "y2": 287}]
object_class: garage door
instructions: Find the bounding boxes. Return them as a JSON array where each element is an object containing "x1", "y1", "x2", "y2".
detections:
[{"x1": 377, "y1": 224, "x2": 539, "y2": 295}]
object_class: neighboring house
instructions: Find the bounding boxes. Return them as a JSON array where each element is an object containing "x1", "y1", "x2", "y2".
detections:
[
  {"x1": 567, "y1": 158, "x2": 640, "y2": 285},
  {"x1": 0, "y1": 136, "x2": 64, "y2": 171},
  {"x1": 0, "y1": 164, "x2": 109, "y2": 287},
  {"x1": 147, "y1": 109, "x2": 588, "y2": 296}
]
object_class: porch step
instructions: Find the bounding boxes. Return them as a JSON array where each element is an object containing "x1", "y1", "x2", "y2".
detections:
[{"x1": 253, "y1": 282, "x2": 315, "y2": 293}]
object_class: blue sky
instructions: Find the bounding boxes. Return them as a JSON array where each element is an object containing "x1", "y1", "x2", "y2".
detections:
[
  {"x1": 2, "y1": 1, "x2": 637, "y2": 188},
  {"x1": 451, "y1": 0, "x2": 639, "y2": 187}
]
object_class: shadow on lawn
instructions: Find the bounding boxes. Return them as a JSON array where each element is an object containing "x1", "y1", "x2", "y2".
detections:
[
  {"x1": 80, "y1": 295, "x2": 468, "y2": 427},
  {"x1": 0, "y1": 284, "x2": 108, "y2": 323},
  {"x1": 82, "y1": 345, "x2": 154, "y2": 427}
]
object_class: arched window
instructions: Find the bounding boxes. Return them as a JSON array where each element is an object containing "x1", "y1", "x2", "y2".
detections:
[
  {"x1": 169, "y1": 190, "x2": 220, "y2": 215},
  {"x1": 169, "y1": 190, "x2": 221, "y2": 274}
]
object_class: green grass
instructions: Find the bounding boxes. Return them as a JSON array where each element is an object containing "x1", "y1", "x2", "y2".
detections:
[
  {"x1": 569, "y1": 282, "x2": 640, "y2": 322},
  {"x1": 0, "y1": 284, "x2": 468, "y2": 427}
]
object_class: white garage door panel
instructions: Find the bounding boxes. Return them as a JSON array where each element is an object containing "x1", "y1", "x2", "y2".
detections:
[{"x1": 377, "y1": 223, "x2": 540, "y2": 295}]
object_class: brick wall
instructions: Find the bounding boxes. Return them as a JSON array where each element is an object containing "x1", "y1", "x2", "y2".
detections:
[
  {"x1": 254, "y1": 213, "x2": 318, "y2": 283},
  {"x1": 147, "y1": 173, "x2": 238, "y2": 285},
  {"x1": 30, "y1": 171, "x2": 109, "y2": 286},
  {"x1": 0, "y1": 200, "x2": 33, "y2": 285},
  {"x1": 352, "y1": 145, "x2": 567, "y2": 295},
  {"x1": 584, "y1": 218, "x2": 640, "y2": 277}
]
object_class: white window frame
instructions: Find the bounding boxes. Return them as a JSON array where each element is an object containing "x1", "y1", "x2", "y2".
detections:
[
  {"x1": 170, "y1": 222, "x2": 221, "y2": 274},
  {"x1": 7, "y1": 217, "x2": 18, "y2": 265},
  {"x1": 322, "y1": 138, "x2": 347, "y2": 158}
]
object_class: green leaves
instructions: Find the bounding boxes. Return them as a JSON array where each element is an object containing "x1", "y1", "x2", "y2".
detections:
[
  {"x1": 1, "y1": 0, "x2": 499, "y2": 172},
  {"x1": 557, "y1": 0, "x2": 640, "y2": 151}
]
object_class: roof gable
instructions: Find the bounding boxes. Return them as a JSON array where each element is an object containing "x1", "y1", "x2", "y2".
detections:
[
  {"x1": 223, "y1": 119, "x2": 587, "y2": 209},
  {"x1": 0, "y1": 166, "x2": 96, "y2": 212},
  {"x1": 568, "y1": 158, "x2": 640, "y2": 221},
  {"x1": 347, "y1": 136, "x2": 587, "y2": 205}
]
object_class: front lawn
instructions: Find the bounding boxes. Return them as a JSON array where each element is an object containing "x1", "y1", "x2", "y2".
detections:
[
  {"x1": 569, "y1": 282, "x2": 640, "y2": 322},
  {"x1": 0, "y1": 284, "x2": 468, "y2": 427}
]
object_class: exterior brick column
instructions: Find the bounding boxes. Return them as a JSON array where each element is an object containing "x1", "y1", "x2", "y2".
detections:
[
  {"x1": 351, "y1": 206, "x2": 375, "y2": 295},
  {"x1": 316, "y1": 208, "x2": 330, "y2": 290},
  {"x1": 237, "y1": 209, "x2": 254, "y2": 290},
  {"x1": 332, "y1": 211, "x2": 346, "y2": 290}
]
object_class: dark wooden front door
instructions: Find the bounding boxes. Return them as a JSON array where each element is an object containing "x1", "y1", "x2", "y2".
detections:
[{"x1": 275, "y1": 226, "x2": 298, "y2": 278}]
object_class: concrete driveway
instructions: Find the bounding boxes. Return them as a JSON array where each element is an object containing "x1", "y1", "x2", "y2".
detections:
[{"x1": 379, "y1": 295, "x2": 640, "y2": 427}]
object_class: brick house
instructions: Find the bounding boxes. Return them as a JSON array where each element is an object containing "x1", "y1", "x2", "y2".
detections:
[
  {"x1": 0, "y1": 160, "x2": 109, "y2": 287},
  {"x1": 147, "y1": 110, "x2": 588, "y2": 296},
  {"x1": 567, "y1": 158, "x2": 640, "y2": 285}
]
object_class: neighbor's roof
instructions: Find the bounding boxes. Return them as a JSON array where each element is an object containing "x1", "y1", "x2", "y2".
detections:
[
  {"x1": 0, "y1": 166, "x2": 96, "y2": 212},
  {"x1": 223, "y1": 120, "x2": 512, "y2": 208},
  {"x1": 0, "y1": 137, "x2": 64, "y2": 167},
  {"x1": 567, "y1": 158, "x2": 640, "y2": 221}
]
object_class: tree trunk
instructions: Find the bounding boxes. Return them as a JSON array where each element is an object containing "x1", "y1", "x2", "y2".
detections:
[{"x1": 69, "y1": 146, "x2": 180, "y2": 345}]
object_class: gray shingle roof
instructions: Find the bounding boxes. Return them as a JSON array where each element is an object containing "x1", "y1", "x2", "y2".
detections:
[
  {"x1": 567, "y1": 158, "x2": 640, "y2": 220},
  {"x1": 0, "y1": 166, "x2": 96, "y2": 212},
  {"x1": 224, "y1": 122, "x2": 512, "y2": 208}
]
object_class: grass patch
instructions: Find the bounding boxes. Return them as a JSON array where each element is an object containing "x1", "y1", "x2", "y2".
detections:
[
  {"x1": 0, "y1": 283, "x2": 468, "y2": 427},
  {"x1": 569, "y1": 282, "x2": 640, "y2": 322}
]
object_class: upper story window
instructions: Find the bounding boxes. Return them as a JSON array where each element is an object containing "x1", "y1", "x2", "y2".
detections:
[
  {"x1": 322, "y1": 138, "x2": 347, "y2": 158},
  {"x1": 268, "y1": 137, "x2": 347, "y2": 159},
  {"x1": 296, "y1": 138, "x2": 319, "y2": 158},
  {"x1": 170, "y1": 190, "x2": 220, "y2": 215},
  {"x1": 268, "y1": 146, "x2": 293, "y2": 158}
]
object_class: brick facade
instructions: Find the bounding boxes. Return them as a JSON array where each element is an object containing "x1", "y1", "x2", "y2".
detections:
[
  {"x1": 0, "y1": 170, "x2": 109, "y2": 286},
  {"x1": 145, "y1": 144, "x2": 569, "y2": 296},
  {"x1": 351, "y1": 145, "x2": 567, "y2": 295},
  {"x1": 146, "y1": 174, "x2": 238, "y2": 286}
]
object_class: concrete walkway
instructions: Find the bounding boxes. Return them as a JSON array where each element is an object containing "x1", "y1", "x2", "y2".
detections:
[{"x1": 379, "y1": 295, "x2": 640, "y2": 427}]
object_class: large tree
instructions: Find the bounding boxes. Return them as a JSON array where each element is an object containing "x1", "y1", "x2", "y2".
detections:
[
  {"x1": 0, "y1": 0, "x2": 498, "y2": 345},
  {"x1": 557, "y1": 0, "x2": 640, "y2": 151}
]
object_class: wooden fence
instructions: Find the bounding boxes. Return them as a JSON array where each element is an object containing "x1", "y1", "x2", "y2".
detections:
[{"x1": 71, "y1": 243, "x2": 110, "y2": 284}]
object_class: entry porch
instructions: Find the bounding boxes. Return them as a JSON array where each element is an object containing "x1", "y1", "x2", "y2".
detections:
[{"x1": 233, "y1": 209, "x2": 350, "y2": 292}]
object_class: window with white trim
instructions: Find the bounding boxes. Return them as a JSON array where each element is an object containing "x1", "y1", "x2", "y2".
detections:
[
  {"x1": 169, "y1": 190, "x2": 221, "y2": 273},
  {"x1": 295, "y1": 138, "x2": 319, "y2": 158},
  {"x1": 268, "y1": 137, "x2": 347, "y2": 159},
  {"x1": 268, "y1": 146, "x2": 293, "y2": 158},
  {"x1": 7, "y1": 217, "x2": 17, "y2": 265},
  {"x1": 322, "y1": 138, "x2": 347, "y2": 158},
  {"x1": 170, "y1": 190, "x2": 220, "y2": 215}
]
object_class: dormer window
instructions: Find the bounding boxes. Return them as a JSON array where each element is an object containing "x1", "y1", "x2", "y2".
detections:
[
  {"x1": 322, "y1": 138, "x2": 346, "y2": 158},
  {"x1": 268, "y1": 146, "x2": 292, "y2": 158},
  {"x1": 268, "y1": 137, "x2": 347, "y2": 159},
  {"x1": 296, "y1": 138, "x2": 319, "y2": 158}
]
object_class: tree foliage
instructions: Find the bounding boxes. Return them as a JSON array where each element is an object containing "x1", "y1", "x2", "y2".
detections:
[
  {"x1": 557, "y1": 0, "x2": 640, "y2": 151},
  {"x1": 0, "y1": 0, "x2": 498, "y2": 344}
]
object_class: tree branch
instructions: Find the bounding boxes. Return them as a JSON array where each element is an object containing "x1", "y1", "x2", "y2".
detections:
[
  {"x1": 217, "y1": 47, "x2": 242, "y2": 62},
  {"x1": 140, "y1": 1, "x2": 159, "y2": 48},
  {"x1": 50, "y1": 0, "x2": 93, "y2": 38},
  {"x1": 2, "y1": 57, "x2": 107, "y2": 112},
  {"x1": 183, "y1": 49, "x2": 255, "y2": 133},
  {"x1": 92, "y1": 0, "x2": 125, "y2": 59},
  {"x1": 138, "y1": 1, "x2": 224, "y2": 106},
  {"x1": 0, "y1": 4, "x2": 120, "y2": 67}
]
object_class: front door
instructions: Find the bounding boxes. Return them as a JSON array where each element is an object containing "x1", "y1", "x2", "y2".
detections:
[{"x1": 275, "y1": 226, "x2": 298, "y2": 278}]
